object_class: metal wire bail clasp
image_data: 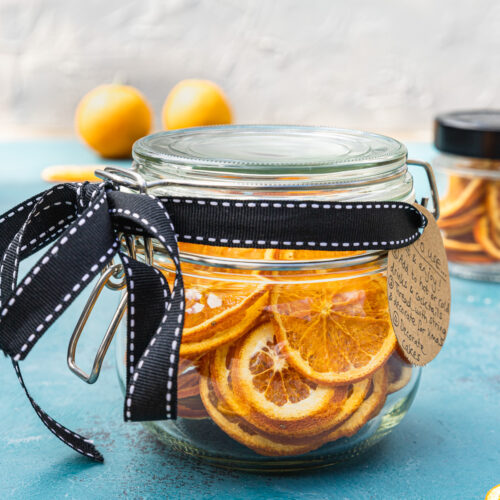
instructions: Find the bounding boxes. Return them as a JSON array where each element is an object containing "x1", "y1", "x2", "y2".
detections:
[
  {"x1": 67, "y1": 264, "x2": 128, "y2": 384},
  {"x1": 67, "y1": 166, "x2": 151, "y2": 384},
  {"x1": 407, "y1": 159, "x2": 440, "y2": 220}
]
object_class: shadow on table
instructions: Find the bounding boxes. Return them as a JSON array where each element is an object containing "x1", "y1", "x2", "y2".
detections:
[
  {"x1": 137, "y1": 411, "x2": 441, "y2": 481},
  {"x1": 14, "y1": 412, "x2": 443, "y2": 499}
]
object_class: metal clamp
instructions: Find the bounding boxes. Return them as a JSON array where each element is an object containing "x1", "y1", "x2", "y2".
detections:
[
  {"x1": 407, "y1": 159, "x2": 440, "y2": 220},
  {"x1": 67, "y1": 168, "x2": 152, "y2": 384},
  {"x1": 103, "y1": 234, "x2": 135, "y2": 291},
  {"x1": 95, "y1": 166, "x2": 153, "y2": 264},
  {"x1": 95, "y1": 165, "x2": 149, "y2": 192},
  {"x1": 67, "y1": 264, "x2": 127, "y2": 384}
]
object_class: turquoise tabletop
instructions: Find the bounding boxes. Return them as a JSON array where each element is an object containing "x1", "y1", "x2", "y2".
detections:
[{"x1": 0, "y1": 140, "x2": 498, "y2": 500}]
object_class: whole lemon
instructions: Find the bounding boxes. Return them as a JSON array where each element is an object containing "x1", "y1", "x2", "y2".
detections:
[
  {"x1": 75, "y1": 84, "x2": 153, "y2": 158},
  {"x1": 162, "y1": 79, "x2": 232, "y2": 130}
]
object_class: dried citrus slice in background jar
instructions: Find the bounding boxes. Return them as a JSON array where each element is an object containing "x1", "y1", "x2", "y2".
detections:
[{"x1": 435, "y1": 110, "x2": 500, "y2": 281}]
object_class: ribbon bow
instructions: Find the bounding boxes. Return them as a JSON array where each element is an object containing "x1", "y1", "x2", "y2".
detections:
[{"x1": 0, "y1": 181, "x2": 427, "y2": 461}]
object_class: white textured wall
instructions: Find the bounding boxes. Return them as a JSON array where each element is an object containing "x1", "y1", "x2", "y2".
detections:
[{"x1": 1, "y1": 0, "x2": 500, "y2": 139}]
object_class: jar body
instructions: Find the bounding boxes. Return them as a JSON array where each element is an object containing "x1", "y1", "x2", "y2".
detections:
[
  {"x1": 115, "y1": 125, "x2": 425, "y2": 470},
  {"x1": 116, "y1": 249, "x2": 420, "y2": 471},
  {"x1": 434, "y1": 153, "x2": 500, "y2": 282}
]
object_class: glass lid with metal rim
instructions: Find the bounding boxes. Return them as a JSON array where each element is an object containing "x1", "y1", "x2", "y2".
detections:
[{"x1": 132, "y1": 125, "x2": 408, "y2": 184}]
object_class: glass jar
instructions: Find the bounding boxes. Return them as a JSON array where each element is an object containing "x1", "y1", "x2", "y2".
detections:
[
  {"x1": 115, "y1": 125, "x2": 428, "y2": 471},
  {"x1": 434, "y1": 110, "x2": 500, "y2": 282}
]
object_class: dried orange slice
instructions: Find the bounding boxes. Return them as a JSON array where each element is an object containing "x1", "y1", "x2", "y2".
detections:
[
  {"x1": 438, "y1": 204, "x2": 485, "y2": 230},
  {"x1": 41, "y1": 164, "x2": 101, "y2": 183},
  {"x1": 474, "y1": 215, "x2": 500, "y2": 260},
  {"x1": 177, "y1": 357, "x2": 203, "y2": 399},
  {"x1": 179, "y1": 242, "x2": 276, "y2": 261},
  {"x1": 210, "y1": 334, "x2": 369, "y2": 442},
  {"x1": 443, "y1": 237, "x2": 483, "y2": 253},
  {"x1": 440, "y1": 178, "x2": 484, "y2": 219},
  {"x1": 324, "y1": 372, "x2": 381, "y2": 431},
  {"x1": 176, "y1": 357, "x2": 209, "y2": 418},
  {"x1": 208, "y1": 334, "x2": 371, "y2": 444},
  {"x1": 270, "y1": 276, "x2": 396, "y2": 385},
  {"x1": 487, "y1": 182, "x2": 500, "y2": 245},
  {"x1": 274, "y1": 249, "x2": 364, "y2": 261},
  {"x1": 229, "y1": 323, "x2": 353, "y2": 435},
  {"x1": 441, "y1": 222, "x2": 477, "y2": 239},
  {"x1": 326, "y1": 366, "x2": 388, "y2": 442},
  {"x1": 446, "y1": 250, "x2": 495, "y2": 264},
  {"x1": 232, "y1": 323, "x2": 342, "y2": 420},
  {"x1": 180, "y1": 293, "x2": 268, "y2": 358},
  {"x1": 199, "y1": 372, "x2": 324, "y2": 456},
  {"x1": 210, "y1": 345, "x2": 370, "y2": 444},
  {"x1": 327, "y1": 276, "x2": 390, "y2": 320},
  {"x1": 181, "y1": 277, "x2": 268, "y2": 343},
  {"x1": 440, "y1": 175, "x2": 467, "y2": 206},
  {"x1": 386, "y1": 354, "x2": 413, "y2": 394},
  {"x1": 487, "y1": 182, "x2": 500, "y2": 222},
  {"x1": 210, "y1": 343, "x2": 255, "y2": 419},
  {"x1": 178, "y1": 395, "x2": 209, "y2": 419}
]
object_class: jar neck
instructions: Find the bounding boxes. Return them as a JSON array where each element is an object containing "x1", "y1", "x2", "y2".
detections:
[
  {"x1": 133, "y1": 157, "x2": 414, "y2": 202},
  {"x1": 124, "y1": 234, "x2": 388, "y2": 276}
]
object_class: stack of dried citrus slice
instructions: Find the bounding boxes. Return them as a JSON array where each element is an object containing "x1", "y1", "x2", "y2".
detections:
[
  {"x1": 177, "y1": 358, "x2": 208, "y2": 419},
  {"x1": 439, "y1": 169, "x2": 500, "y2": 263},
  {"x1": 167, "y1": 254, "x2": 414, "y2": 457},
  {"x1": 180, "y1": 276, "x2": 268, "y2": 358}
]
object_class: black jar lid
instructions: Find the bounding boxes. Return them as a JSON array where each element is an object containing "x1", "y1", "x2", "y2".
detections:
[{"x1": 434, "y1": 110, "x2": 500, "y2": 159}]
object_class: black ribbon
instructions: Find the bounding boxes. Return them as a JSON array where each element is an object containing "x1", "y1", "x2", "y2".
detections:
[{"x1": 0, "y1": 182, "x2": 427, "y2": 462}]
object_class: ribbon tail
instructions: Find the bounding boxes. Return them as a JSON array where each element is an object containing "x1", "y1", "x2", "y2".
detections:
[
  {"x1": 0, "y1": 182, "x2": 116, "y2": 462},
  {"x1": 120, "y1": 253, "x2": 178, "y2": 421},
  {"x1": 12, "y1": 360, "x2": 103, "y2": 462}
]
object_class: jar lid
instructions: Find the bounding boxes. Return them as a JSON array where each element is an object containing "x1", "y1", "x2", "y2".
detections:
[
  {"x1": 434, "y1": 110, "x2": 500, "y2": 159},
  {"x1": 133, "y1": 125, "x2": 406, "y2": 177}
]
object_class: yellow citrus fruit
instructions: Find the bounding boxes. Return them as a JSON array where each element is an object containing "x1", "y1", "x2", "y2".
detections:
[
  {"x1": 75, "y1": 84, "x2": 152, "y2": 158},
  {"x1": 486, "y1": 484, "x2": 500, "y2": 500},
  {"x1": 162, "y1": 79, "x2": 232, "y2": 130}
]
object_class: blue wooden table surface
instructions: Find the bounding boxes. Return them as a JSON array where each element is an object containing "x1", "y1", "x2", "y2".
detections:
[{"x1": 0, "y1": 139, "x2": 498, "y2": 500}]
